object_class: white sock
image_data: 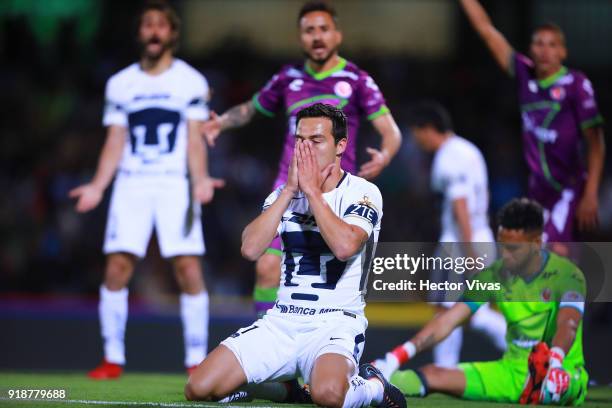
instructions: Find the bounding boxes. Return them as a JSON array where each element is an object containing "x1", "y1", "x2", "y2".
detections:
[
  {"x1": 470, "y1": 304, "x2": 507, "y2": 351},
  {"x1": 180, "y1": 291, "x2": 209, "y2": 367},
  {"x1": 99, "y1": 285, "x2": 128, "y2": 365},
  {"x1": 433, "y1": 326, "x2": 462, "y2": 368},
  {"x1": 342, "y1": 376, "x2": 384, "y2": 408}
]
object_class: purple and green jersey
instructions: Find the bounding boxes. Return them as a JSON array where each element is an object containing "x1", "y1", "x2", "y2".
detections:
[
  {"x1": 512, "y1": 52, "x2": 603, "y2": 193},
  {"x1": 252, "y1": 57, "x2": 389, "y2": 188},
  {"x1": 512, "y1": 53, "x2": 603, "y2": 241}
]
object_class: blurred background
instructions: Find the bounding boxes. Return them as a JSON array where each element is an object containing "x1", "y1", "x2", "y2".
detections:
[{"x1": 1, "y1": 0, "x2": 611, "y2": 381}]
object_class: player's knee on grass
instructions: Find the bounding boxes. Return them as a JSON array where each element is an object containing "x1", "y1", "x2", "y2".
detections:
[
  {"x1": 310, "y1": 379, "x2": 349, "y2": 408},
  {"x1": 255, "y1": 253, "x2": 281, "y2": 288},
  {"x1": 173, "y1": 255, "x2": 205, "y2": 294},
  {"x1": 104, "y1": 253, "x2": 136, "y2": 290}
]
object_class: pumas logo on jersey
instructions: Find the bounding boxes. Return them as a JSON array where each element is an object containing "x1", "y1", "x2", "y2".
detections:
[
  {"x1": 334, "y1": 81, "x2": 353, "y2": 98},
  {"x1": 344, "y1": 196, "x2": 378, "y2": 226},
  {"x1": 288, "y1": 211, "x2": 317, "y2": 226},
  {"x1": 550, "y1": 86, "x2": 566, "y2": 101}
]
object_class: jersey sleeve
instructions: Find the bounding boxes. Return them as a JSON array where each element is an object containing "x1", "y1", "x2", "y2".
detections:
[
  {"x1": 102, "y1": 76, "x2": 128, "y2": 127},
  {"x1": 341, "y1": 181, "x2": 383, "y2": 237},
  {"x1": 556, "y1": 264, "x2": 587, "y2": 315},
  {"x1": 460, "y1": 265, "x2": 498, "y2": 313},
  {"x1": 356, "y1": 70, "x2": 390, "y2": 121},
  {"x1": 252, "y1": 70, "x2": 285, "y2": 118},
  {"x1": 262, "y1": 186, "x2": 285, "y2": 235},
  {"x1": 438, "y1": 155, "x2": 470, "y2": 201},
  {"x1": 573, "y1": 73, "x2": 604, "y2": 132},
  {"x1": 509, "y1": 52, "x2": 534, "y2": 84},
  {"x1": 185, "y1": 73, "x2": 210, "y2": 121}
]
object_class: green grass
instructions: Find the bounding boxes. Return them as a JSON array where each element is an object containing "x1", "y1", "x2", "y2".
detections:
[{"x1": 0, "y1": 372, "x2": 611, "y2": 408}]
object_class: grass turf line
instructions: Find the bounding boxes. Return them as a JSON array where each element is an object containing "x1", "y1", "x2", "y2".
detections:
[{"x1": 0, "y1": 372, "x2": 611, "y2": 408}]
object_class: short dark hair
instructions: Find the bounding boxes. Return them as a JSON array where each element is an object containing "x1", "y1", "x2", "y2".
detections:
[
  {"x1": 296, "y1": 103, "x2": 347, "y2": 144},
  {"x1": 139, "y1": 0, "x2": 181, "y2": 33},
  {"x1": 533, "y1": 22, "x2": 565, "y2": 46},
  {"x1": 497, "y1": 198, "x2": 544, "y2": 232},
  {"x1": 298, "y1": 1, "x2": 338, "y2": 26},
  {"x1": 407, "y1": 101, "x2": 453, "y2": 133}
]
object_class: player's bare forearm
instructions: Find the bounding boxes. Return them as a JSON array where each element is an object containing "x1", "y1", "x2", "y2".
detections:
[
  {"x1": 188, "y1": 120, "x2": 208, "y2": 182},
  {"x1": 91, "y1": 125, "x2": 127, "y2": 191},
  {"x1": 410, "y1": 303, "x2": 472, "y2": 353},
  {"x1": 552, "y1": 307, "x2": 582, "y2": 355},
  {"x1": 241, "y1": 188, "x2": 293, "y2": 261},
  {"x1": 583, "y1": 127, "x2": 605, "y2": 198},
  {"x1": 373, "y1": 113, "x2": 402, "y2": 164},
  {"x1": 459, "y1": 0, "x2": 514, "y2": 73},
  {"x1": 305, "y1": 191, "x2": 368, "y2": 261},
  {"x1": 452, "y1": 198, "x2": 473, "y2": 243},
  {"x1": 219, "y1": 101, "x2": 256, "y2": 131}
]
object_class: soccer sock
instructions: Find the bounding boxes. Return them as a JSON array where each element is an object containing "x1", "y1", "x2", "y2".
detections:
[
  {"x1": 342, "y1": 375, "x2": 384, "y2": 408},
  {"x1": 244, "y1": 382, "x2": 289, "y2": 402},
  {"x1": 470, "y1": 304, "x2": 507, "y2": 351},
  {"x1": 390, "y1": 369, "x2": 428, "y2": 397},
  {"x1": 433, "y1": 326, "x2": 462, "y2": 368},
  {"x1": 253, "y1": 286, "x2": 278, "y2": 318},
  {"x1": 180, "y1": 291, "x2": 209, "y2": 367},
  {"x1": 99, "y1": 285, "x2": 128, "y2": 365}
]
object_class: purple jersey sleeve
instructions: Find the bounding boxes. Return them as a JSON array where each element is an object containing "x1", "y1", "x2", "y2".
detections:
[
  {"x1": 252, "y1": 70, "x2": 285, "y2": 118},
  {"x1": 356, "y1": 70, "x2": 389, "y2": 121},
  {"x1": 572, "y1": 72, "x2": 604, "y2": 132},
  {"x1": 509, "y1": 52, "x2": 534, "y2": 83}
]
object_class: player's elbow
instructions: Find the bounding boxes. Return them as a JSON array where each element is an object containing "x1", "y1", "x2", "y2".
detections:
[
  {"x1": 241, "y1": 243, "x2": 262, "y2": 262},
  {"x1": 333, "y1": 242, "x2": 360, "y2": 262}
]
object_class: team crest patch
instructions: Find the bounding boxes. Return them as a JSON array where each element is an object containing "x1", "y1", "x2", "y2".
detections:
[
  {"x1": 541, "y1": 287, "x2": 552, "y2": 301},
  {"x1": 334, "y1": 81, "x2": 353, "y2": 98},
  {"x1": 550, "y1": 86, "x2": 566, "y2": 101}
]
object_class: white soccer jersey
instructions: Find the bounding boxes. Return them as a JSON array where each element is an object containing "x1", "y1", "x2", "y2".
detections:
[
  {"x1": 263, "y1": 172, "x2": 382, "y2": 315},
  {"x1": 103, "y1": 59, "x2": 209, "y2": 176},
  {"x1": 431, "y1": 135, "x2": 490, "y2": 242}
]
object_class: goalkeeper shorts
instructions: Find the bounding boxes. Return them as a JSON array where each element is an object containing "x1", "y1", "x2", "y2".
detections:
[{"x1": 459, "y1": 358, "x2": 588, "y2": 406}]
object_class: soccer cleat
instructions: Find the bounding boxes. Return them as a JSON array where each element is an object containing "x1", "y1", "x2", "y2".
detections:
[
  {"x1": 218, "y1": 390, "x2": 253, "y2": 403},
  {"x1": 87, "y1": 359, "x2": 123, "y2": 379},
  {"x1": 359, "y1": 363, "x2": 407, "y2": 408},
  {"x1": 519, "y1": 342, "x2": 551, "y2": 404},
  {"x1": 372, "y1": 354, "x2": 400, "y2": 380},
  {"x1": 283, "y1": 379, "x2": 312, "y2": 404}
]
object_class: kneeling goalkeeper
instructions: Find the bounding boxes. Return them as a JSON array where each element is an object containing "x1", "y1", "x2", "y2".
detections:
[{"x1": 374, "y1": 198, "x2": 588, "y2": 406}]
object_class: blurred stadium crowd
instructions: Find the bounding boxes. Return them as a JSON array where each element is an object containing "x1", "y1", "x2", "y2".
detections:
[{"x1": 1, "y1": 0, "x2": 611, "y2": 301}]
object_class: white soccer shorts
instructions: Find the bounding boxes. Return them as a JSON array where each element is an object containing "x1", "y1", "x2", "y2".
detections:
[
  {"x1": 220, "y1": 310, "x2": 367, "y2": 384},
  {"x1": 103, "y1": 175, "x2": 205, "y2": 258}
]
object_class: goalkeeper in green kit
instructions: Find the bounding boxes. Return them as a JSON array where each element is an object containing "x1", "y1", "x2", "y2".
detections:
[{"x1": 373, "y1": 198, "x2": 588, "y2": 405}]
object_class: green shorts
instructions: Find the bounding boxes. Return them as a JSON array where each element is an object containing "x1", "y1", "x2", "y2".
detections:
[{"x1": 459, "y1": 359, "x2": 588, "y2": 406}]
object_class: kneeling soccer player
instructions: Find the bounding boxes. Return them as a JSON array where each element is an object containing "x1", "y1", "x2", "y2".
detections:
[
  {"x1": 374, "y1": 198, "x2": 588, "y2": 406},
  {"x1": 185, "y1": 103, "x2": 405, "y2": 408}
]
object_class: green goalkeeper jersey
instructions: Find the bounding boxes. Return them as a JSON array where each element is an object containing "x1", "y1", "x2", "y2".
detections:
[{"x1": 463, "y1": 250, "x2": 586, "y2": 371}]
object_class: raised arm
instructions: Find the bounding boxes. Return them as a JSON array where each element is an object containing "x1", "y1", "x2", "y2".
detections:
[
  {"x1": 459, "y1": 0, "x2": 514, "y2": 74},
  {"x1": 200, "y1": 101, "x2": 256, "y2": 147},
  {"x1": 241, "y1": 151, "x2": 298, "y2": 261},
  {"x1": 69, "y1": 125, "x2": 126, "y2": 212},
  {"x1": 358, "y1": 113, "x2": 402, "y2": 180}
]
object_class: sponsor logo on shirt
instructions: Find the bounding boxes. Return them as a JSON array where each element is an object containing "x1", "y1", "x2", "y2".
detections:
[{"x1": 550, "y1": 86, "x2": 566, "y2": 101}]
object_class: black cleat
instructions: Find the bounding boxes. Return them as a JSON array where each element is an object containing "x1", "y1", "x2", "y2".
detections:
[
  {"x1": 284, "y1": 379, "x2": 312, "y2": 404},
  {"x1": 359, "y1": 363, "x2": 407, "y2": 408}
]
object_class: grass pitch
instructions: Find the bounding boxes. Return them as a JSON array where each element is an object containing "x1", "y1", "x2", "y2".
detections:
[{"x1": 0, "y1": 372, "x2": 611, "y2": 408}]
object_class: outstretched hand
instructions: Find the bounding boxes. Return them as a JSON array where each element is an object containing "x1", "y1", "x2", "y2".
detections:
[
  {"x1": 69, "y1": 184, "x2": 103, "y2": 213},
  {"x1": 193, "y1": 177, "x2": 226, "y2": 204},
  {"x1": 200, "y1": 111, "x2": 223, "y2": 147},
  {"x1": 358, "y1": 147, "x2": 388, "y2": 180}
]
